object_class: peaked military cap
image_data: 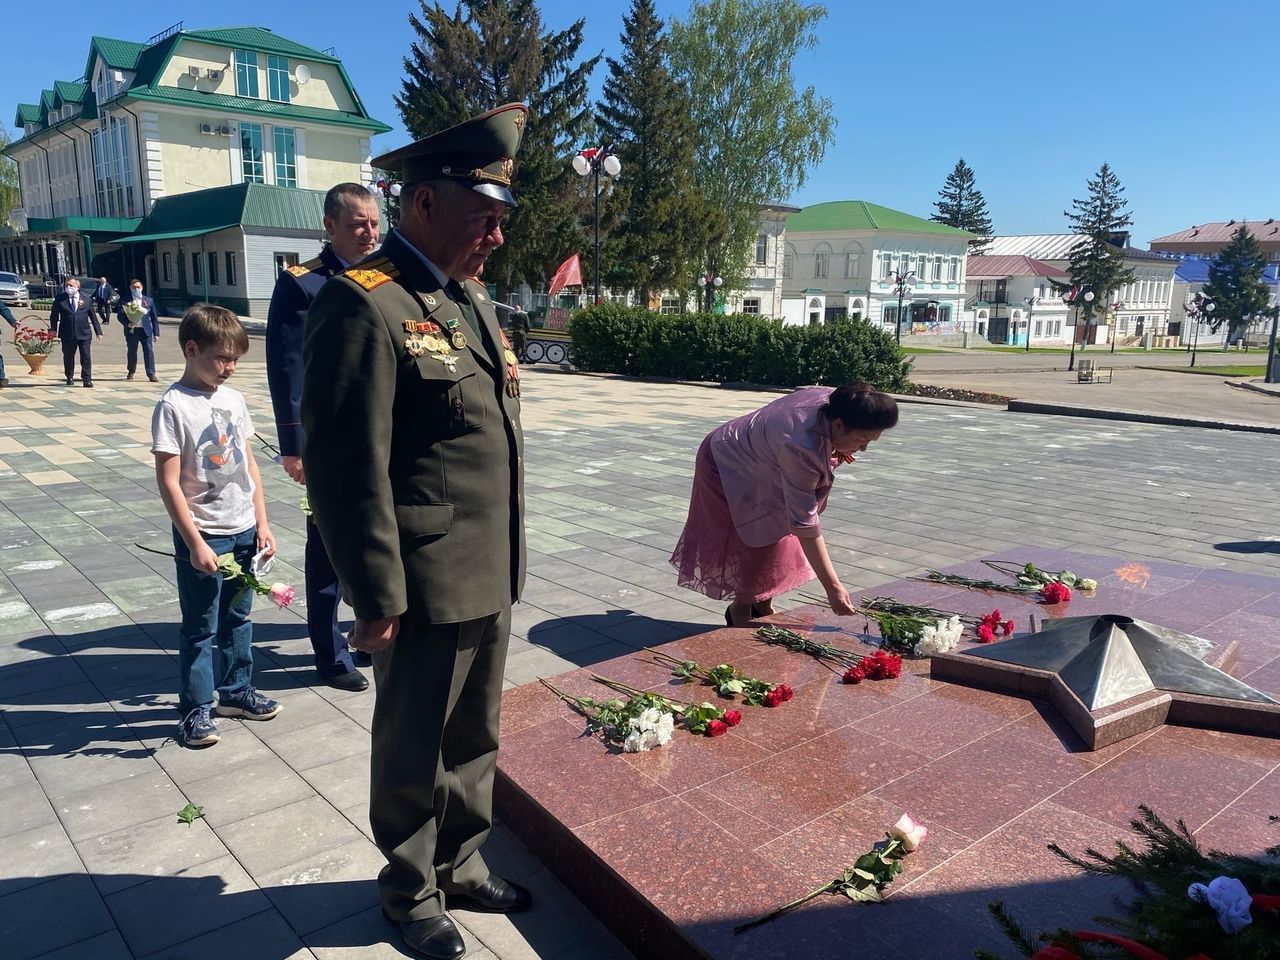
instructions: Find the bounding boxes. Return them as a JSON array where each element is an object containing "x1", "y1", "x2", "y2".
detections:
[{"x1": 373, "y1": 103, "x2": 528, "y2": 207}]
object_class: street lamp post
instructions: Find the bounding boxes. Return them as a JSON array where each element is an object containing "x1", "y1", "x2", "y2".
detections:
[
  {"x1": 1023, "y1": 296, "x2": 1040, "y2": 353},
  {"x1": 1108, "y1": 301, "x2": 1125, "y2": 353},
  {"x1": 889, "y1": 270, "x2": 916, "y2": 345},
  {"x1": 572, "y1": 145, "x2": 622, "y2": 304},
  {"x1": 696, "y1": 271, "x2": 723, "y2": 313},
  {"x1": 1186, "y1": 292, "x2": 1214, "y2": 368},
  {"x1": 1064, "y1": 288, "x2": 1094, "y2": 372}
]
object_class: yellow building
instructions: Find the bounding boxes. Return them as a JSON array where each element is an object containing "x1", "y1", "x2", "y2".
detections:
[{"x1": 2, "y1": 23, "x2": 389, "y2": 312}]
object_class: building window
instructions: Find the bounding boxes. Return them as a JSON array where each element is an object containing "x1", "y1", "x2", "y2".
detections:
[
  {"x1": 240, "y1": 122, "x2": 265, "y2": 182},
  {"x1": 937, "y1": 304, "x2": 952, "y2": 323},
  {"x1": 783, "y1": 253, "x2": 793, "y2": 279},
  {"x1": 754, "y1": 233, "x2": 768, "y2": 265},
  {"x1": 191, "y1": 252, "x2": 202, "y2": 285},
  {"x1": 932, "y1": 255, "x2": 944, "y2": 281},
  {"x1": 880, "y1": 252, "x2": 894, "y2": 279},
  {"x1": 916, "y1": 254, "x2": 928, "y2": 278},
  {"x1": 91, "y1": 111, "x2": 135, "y2": 218},
  {"x1": 742, "y1": 297, "x2": 761, "y2": 314},
  {"x1": 1052, "y1": 320, "x2": 1062, "y2": 336},
  {"x1": 1035, "y1": 320, "x2": 1043, "y2": 336},
  {"x1": 814, "y1": 251, "x2": 829, "y2": 279},
  {"x1": 235, "y1": 50, "x2": 259, "y2": 98},
  {"x1": 162, "y1": 252, "x2": 172, "y2": 283},
  {"x1": 267, "y1": 55, "x2": 290, "y2": 103},
  {"x1": 273, "y1": 127, "x2": 297, "y2": 187},
  {"x1": 948, "y1": 257, "x2": 959, "y2": 282},
  {"x1": 883, "y1": 305, "x2": 898, "y2": 326},
  {"x1": 844, "y1": 252, "x2": 860, "y2": 278},
  {"x1": 274, "y1": 252, "x2": 299, "y2": 276},
  {"x1": 660, "y1": 297, "x2": 681, "y2": 314},
  {"x1": 225, "y1": 252, "x2": 237, "y2": 287},
  {"x1": 207, "y1": 252, "x2": 219, "y2": 286}
]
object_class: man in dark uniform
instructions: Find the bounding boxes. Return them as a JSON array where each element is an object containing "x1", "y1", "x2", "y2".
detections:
[
  {"x1": 266, "y1": 182, "x2": 381, "y2": 692},
  {"x1": 50, "y1": 277, "x2": 102, "y2": 386},
  {"x1": 302, "y1": 104, "x2": 529, "y2": 960},
  {"x1": 507, "y1": 304, "x2": 529, "y2": 361}
]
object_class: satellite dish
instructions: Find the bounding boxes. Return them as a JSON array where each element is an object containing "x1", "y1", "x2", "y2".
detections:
[{"x1": 295, "y1": 64, "x2": 312, "y2": 85}]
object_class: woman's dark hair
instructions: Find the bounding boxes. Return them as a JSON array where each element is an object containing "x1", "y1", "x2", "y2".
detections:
[{"x1": 822, "y1": 381, "x2": 899, "y2": 430}]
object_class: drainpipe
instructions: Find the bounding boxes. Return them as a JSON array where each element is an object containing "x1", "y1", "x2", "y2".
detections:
[
  {"x1": 114, "y1": 101, "x2": 147, "y2": 213},
  {"x1": 50, "y1": 125, "x2": 86, "y2": 216}
]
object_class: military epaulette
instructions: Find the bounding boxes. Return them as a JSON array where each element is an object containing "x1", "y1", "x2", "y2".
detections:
[
  {"x1": 343, "y1": 258, "x2": 399, "y2": 292},
  {"x1": 286, "y1": 256, "x2": 325, "y2": 278}
]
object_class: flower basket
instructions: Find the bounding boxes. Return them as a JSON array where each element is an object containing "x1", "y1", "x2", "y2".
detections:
[
  {"x1": 14, "y1": 323, "x2": 57, "y2": 375},
  {"x1": 22, "y1": 353, "x2": 48, "y2": 375}
]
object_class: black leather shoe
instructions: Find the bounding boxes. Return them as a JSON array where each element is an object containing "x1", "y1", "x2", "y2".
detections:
[
  {"x1": 387, "y1": 913, "x2": 466, "y2": 960},
  {"x1": 84, "y1": 380, "x2": 93, "y2": 388},
  {"x1": 328, "y1": 669, "x2": 368, "y2": 692},
  {"x1": 448, "y1": 876, "x2": 532, "y2": 914}
]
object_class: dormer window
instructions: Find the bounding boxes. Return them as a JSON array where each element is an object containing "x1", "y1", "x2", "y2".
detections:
[
  {"x1": 94, "y1": 60, "x2": 124, "y2": 104},
  {"x1": 235, "y1": 50, "x2": 260, "y2": 98},
  {"x1": 267, "y1": 55, "x2": 290, "y2": 103}
]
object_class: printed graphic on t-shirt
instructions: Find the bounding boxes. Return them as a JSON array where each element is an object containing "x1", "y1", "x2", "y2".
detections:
[{"x1": 195, "y1": 407, "x2": 251, "y2": 503}]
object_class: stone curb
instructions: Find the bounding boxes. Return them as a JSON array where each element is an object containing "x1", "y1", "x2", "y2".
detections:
[
  {"x1": 1006, "y1": 399, "x2": 1280, "y2": 435},
  {"x1": 1232, "y1": 379, "x2": 1280, "y2": 399}
]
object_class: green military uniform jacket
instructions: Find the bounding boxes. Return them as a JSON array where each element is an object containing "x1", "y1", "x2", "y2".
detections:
[{"x1": 301, "y1": 229, "x2": 525, "y2": 624}]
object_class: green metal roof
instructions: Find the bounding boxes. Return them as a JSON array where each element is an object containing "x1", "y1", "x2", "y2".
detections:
[
  {"x1": 14, "y1": 104, "x2": 41, "y2": 126},
  {"x1": 787, "y1": 201, "x2": 974, "y2": 238},
  {"x1": 53, "y1": 81, "x2": 88, "y2": 108},
  {"x1": 87, "y1": 36, "x2": 148, "y2": 72},
  {"x1": 120, "y1": 183, "x2": 327, "y2": 244},
  {"x1": 25, "y1": 216, "x2": 143, "y2": 236},
  {"x1": 39, "y1": 89, "x2": 56, "y2": 113},
  {"x1": 126, "y1": 85, "x2": 391, "y2": 132},
  {"x1": 182, "y1": 27, "x2": 340, "y2": 63}
]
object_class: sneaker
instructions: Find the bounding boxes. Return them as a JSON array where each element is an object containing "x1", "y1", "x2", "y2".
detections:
[
  {"x1": 179, "y1": 704, "x2": 220, "y2": 747},
  {"x1": 215, "y1": 688, "x2": 282, "y2": 721}
]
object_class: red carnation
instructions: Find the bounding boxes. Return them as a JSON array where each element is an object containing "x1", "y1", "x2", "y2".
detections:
[
  {"x1": 878, "y1": 652, "x2": 902, "y2": 679},
  {"x1": 842, "y1": 666, "x2": 865, "y2": 684},
  {"x1": 982, "y1": 609, "x2": 1002, "y2": 628},
  {"x1": 977, "y1": 623, "x2": 997, "y2": 643},
  {"x1": 723, "y1": 709, "x2": 743, "y2": 727},
  {"x1": 1041, "y1": 581, "x2": 1072, "y2": 604},
  {"x1": 763, "y1": 688, "x2": 783, "y2": 708},
  {"x1": 1002, "y1": 619, "x2": 1015, "y2": 635},
  {"x1": 777, "y1": 684, "x2": 794, "y2": 702},
  {"x1": 707, "y1": 719, "x2": 729, "y2": 737}
]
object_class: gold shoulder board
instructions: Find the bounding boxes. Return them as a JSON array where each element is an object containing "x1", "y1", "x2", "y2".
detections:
[
  {"x1": 343, "y1": 258, "x2": 400, "y2": 292},
  {"x1": 286, "y1": 262, "x2": 312, "y2": 278}
]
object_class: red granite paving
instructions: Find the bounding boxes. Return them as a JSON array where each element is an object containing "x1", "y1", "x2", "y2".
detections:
[{"x1": 496, "y1": 549, "x2": 1280, "y2": 960}]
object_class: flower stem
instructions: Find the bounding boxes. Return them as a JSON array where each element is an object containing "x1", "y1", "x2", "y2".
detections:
[{"x1": 733, "y1": 882, "x2": 835, "y2": 934}]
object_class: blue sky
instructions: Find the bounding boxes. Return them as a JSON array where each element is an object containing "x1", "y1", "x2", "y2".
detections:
[{"x1": 5, "y1": 0, "x2": 1277, "y2": 244}]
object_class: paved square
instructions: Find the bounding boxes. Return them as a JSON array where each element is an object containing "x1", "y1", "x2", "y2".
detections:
[{"x1": 1, "y1": 349, "x2": 1279, "y2": 959}]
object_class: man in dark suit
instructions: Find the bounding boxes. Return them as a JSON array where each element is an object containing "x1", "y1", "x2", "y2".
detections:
[
  {"x1": 115, "y1": 278, "x2": 160, "y2": 381},
  {"x1": 303, "y1": 104, "x2": 530, "y2": 960},
  {"x1": 266, "y1": 182, "x2": 381, "y2": 692},
  {"x1": 91, "y1": 276, "x2": 117, "y2": 321},
  {"x1": 50, "y1": 277, "x2": 102, "y2": 387}
]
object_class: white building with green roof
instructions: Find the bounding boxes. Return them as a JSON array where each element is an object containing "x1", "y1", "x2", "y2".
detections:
[
  {"x1": 2, "y1": 22, "x2": 389, "y2": 300},
  {"x1": 781, "y1": 200, "x2": 972, "y2": 336}
]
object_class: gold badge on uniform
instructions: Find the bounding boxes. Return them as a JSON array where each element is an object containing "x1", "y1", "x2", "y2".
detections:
[
  {"x1": 503, "y1": 348, "x2": 518, "y2": 366},
  {"x1": 405, "y1": 335, "x2": 427, "y2": 358},
  {"x1": 451, "y1": 330, "x2": 467, "y2": 350}
]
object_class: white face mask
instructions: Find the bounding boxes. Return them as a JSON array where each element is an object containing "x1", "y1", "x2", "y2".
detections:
[
  {"x1": 65, "y1": 286, "x2": 76, "y2": 296},
  {"x1": 131, "y1": 288, "x2": 142, "y2": 297}
]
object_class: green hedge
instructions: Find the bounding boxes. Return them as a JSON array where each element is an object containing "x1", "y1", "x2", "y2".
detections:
[{"x1": 567, "y1": 305, "x2": 912, "y2": 391}]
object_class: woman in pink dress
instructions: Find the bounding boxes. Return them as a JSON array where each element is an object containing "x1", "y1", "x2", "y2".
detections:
[{"x1": 670, "y1": 382, "x2": 898, "y2": 626}]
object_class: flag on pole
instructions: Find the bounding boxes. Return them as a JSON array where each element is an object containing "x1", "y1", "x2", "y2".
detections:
[{"x1": 547, "y1": 254, "x2": 583, "y2": 298}]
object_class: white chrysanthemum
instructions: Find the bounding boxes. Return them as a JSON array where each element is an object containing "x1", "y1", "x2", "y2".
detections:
[
  {"x1": 635, "y1": 706, "x2": 665, "y2": 729},
  {"x1": 653, "y1": 712, "x2": 675, "y2": 745}
]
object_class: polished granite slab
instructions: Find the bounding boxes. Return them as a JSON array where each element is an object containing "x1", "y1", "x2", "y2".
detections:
[{"x1": 495, "y1": 549, "x2": 1280, "y2": 960}]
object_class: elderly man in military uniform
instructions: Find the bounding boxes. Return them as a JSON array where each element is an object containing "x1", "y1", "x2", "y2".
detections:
[
  {"x1": 266, "y1": 182, "x2": 381, "y2": 693},
  {"x1": 302, "y1": 104, "x2": 529, "y2": 960}
]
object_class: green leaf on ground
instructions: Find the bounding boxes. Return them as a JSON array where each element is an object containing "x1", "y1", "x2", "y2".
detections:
[{"x1": 176, "y1": 802, "x2": 205, "y2": 826}]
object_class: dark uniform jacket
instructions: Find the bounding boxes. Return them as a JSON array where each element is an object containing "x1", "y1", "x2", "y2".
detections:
[
  {"x1": 267, "y1": 244, "x2": 344, "y2": 457},
  {"x1": 49, "y1": 293, "x2": 103, "y2": 341},
  {"x1": 301, "y1": 230, "x2": 525, "y2": 625}
]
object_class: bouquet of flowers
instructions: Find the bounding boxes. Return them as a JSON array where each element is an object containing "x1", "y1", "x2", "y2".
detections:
[
  {"x1": 735, "y1": 813, "x2": 929, "y2": 932},
  {"x1": 123, "y1": 299, "x2": 148, "y2": 327},
  {"x1": 590, "y1": 675, "x2": 744, "y2": 737},
  {"x1": 14, "y1": 324, "x2": 58, "y2": 356},
  {"x1": 755, "y1": 625, "x2": 902, "y2": 679},
  {"x1": 918, "y1": 559, "x2": 1094, "y2": 604},
  {"x1": 652, "y1": 651, "x2": 789, "y2": 707},
  {"x1": 539, "y1": 679, "x2": 676, "y2": 752}
]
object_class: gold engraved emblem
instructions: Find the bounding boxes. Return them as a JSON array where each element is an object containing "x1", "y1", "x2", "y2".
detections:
[{"x1": 451, "y1": 331, "x2": 467, "y2": 350}]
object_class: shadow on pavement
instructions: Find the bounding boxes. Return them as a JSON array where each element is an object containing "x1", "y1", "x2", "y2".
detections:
[{"x1": 1215, "y1": 540, "x2": 1280, "y2": 554}]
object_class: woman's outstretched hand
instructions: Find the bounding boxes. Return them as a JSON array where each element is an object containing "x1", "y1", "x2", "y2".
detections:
[{"x1": 826, "y1": 583, "x2": 856, "y2": 616}]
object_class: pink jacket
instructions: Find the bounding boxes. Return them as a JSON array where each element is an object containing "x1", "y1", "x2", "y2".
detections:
[{"x1": 709, "y1": 387, "x2": 834, "y2": 548}]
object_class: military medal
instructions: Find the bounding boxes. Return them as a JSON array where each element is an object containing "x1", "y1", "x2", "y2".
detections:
[
  {"x1": 450, "y1": 330, "x2": 467, "y2": 350},
  {"x1": 405, "y1": 335, "x2": 427, "y2": 358},
  {"x1": 434, "y1": 353, "x2": 458, "y2": 373},
  {"x1": 500, "y1": 330, "x2": 521, "y2": 398},
  {"x1": 503, "y1": 349, "x2": 518, "y2": 366}
]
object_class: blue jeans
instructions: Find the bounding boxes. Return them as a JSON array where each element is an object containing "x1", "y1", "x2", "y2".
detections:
[{"x1": 173, "y1": 525, "x2": 257, "y2": 715}]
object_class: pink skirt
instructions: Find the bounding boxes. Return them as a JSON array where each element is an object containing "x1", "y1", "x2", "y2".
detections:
[{"x1": 669, "y1": 436, "x2": 816, "y2": 602}]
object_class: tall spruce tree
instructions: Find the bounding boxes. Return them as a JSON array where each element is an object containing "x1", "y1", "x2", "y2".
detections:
[
  {"x1": 1064, "y1": 162, "x2": 1135, "y2": 341},
  {"x1": 1202, "y1": 225, "x2": 1271, "y2": 342},
  {"x1": 395, "y1": 1, "x2": 600, "y2": 296},
  {"x1": 932, "y1": 158, "x2": 993, "y2": 253},
  {"x1": 596, "y1": 0, "x2": 702, "y2": 305},
  {"x1": 668, "y1": 0, "x2": 835, "y2": 297}
]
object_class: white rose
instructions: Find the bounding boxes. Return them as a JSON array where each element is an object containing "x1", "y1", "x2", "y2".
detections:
[
  {"x1": 890, "y1": 813, "x2": 929, "y2": 852},
  {"x1": 1188, "y1": 876, "x2": 1253, "y2": 934},
  {"x1": 1080, "y1": 578, "x2": 1098, "y2": 591}
]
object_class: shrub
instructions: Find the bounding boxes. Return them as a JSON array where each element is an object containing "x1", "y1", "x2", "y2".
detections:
[{"x1": 567, "y1": 305, "x2": 912, "y2": 391}]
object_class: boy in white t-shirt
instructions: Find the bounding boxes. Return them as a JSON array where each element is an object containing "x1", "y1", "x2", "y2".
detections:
[{"x1": 151, "y1": 304, "x2": 282, "y2": 747}]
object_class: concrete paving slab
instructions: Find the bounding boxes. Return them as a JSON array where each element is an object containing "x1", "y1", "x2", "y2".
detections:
[
  {"x1": 0, "y1": 873, "x2": 116, "y2": 960},
  {"x1": 76, "y1": 814, "x2": 230, "y2": 897}
]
